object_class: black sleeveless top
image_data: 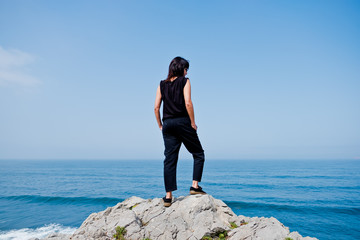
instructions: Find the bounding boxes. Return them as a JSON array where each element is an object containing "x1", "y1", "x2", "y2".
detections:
[{"x1": 160, "y1": 76, "x2": 189, "y2": 120}]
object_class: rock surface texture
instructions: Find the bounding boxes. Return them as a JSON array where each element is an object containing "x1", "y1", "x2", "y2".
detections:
[{"x1": 41, "y1": 195, "x2": 318, "y2": 240}]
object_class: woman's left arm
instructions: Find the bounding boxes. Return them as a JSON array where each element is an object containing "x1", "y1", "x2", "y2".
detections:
[{"x1": 154, "y1": 85, "x2": 163, "y2": 130}]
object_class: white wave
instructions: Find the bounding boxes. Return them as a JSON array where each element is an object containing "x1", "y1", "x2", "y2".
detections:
[{"x1": 0, "y1": 223, "x2": 77, "y2": 240}]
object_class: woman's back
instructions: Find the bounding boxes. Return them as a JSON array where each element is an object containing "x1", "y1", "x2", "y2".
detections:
[{"x1": 160, "y1": 76, "x2": 189, "y2": 120}]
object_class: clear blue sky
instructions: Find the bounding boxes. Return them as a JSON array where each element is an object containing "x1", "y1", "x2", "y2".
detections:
[{"x1": 0, "y1": 0, "x2": 359, "y2": 160}]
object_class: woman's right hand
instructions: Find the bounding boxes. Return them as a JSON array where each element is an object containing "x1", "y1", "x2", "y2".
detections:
[{"x1": 191, "y1": 123, "x2": 197, "y2": 131}]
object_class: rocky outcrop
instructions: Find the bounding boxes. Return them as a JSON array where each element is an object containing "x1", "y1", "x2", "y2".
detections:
[{"x1": 41, "y1": 195, "x2": 318, "y2": 240}]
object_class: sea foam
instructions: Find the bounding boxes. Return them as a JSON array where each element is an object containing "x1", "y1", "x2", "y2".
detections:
[{"x1": 0, "y1": 223, "x2": 76, "y2": 240}]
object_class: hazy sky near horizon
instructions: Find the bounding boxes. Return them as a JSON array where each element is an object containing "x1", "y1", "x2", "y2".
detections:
[{"x1": 0, "y1": 0, "x2": 359, "y2": 160}]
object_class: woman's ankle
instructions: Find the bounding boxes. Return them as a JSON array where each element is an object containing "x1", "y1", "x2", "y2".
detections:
[
  {"x1": 192, "y1": 180, "x2": 199, "y2": 188},
  {"x1": 166, "y1": 192, "x2": 172, "y2": 199}
]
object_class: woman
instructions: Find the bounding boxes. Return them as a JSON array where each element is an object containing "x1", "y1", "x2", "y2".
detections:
[{"x1": 154, "y1": 56, "x2": 206, "y2": 207}]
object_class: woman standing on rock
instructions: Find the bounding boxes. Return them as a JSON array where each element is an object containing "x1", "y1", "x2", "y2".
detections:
[{"x1": 154, "y1": 56, "x2": 206, "y2": 207}]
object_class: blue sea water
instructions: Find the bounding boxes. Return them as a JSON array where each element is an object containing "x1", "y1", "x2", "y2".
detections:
[{"x1": 0, "y1": 159, "x2": 359, "y2": 240}]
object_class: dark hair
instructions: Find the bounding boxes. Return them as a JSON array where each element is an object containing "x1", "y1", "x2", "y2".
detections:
[{"x1": 165, "y1": 56, "x2": 189, "y2": 82}]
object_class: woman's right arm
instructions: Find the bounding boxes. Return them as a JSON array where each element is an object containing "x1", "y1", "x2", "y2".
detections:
[
  {"x1": 184, "y1": 79, "x2": 197, "y2": 131},
  {"x1": 154, "y1": 85, "x2": 163, "y2": 130}
]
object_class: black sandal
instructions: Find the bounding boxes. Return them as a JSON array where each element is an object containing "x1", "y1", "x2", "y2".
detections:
[
  {"x1": 190, "y1": 186, "x2": 207, "y2": 195},
  {"x1": 162, "y1": 196, "x2": 172, "y2": 207}
]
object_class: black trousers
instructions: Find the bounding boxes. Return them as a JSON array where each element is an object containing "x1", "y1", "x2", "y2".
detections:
[{"x1": 162, "y1": 117, "x2": 205, "y2": 192}]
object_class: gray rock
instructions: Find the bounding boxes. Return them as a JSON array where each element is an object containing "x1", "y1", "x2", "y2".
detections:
[
  {"x1": 41, "y1": 195, "x2": 318, "y2": 240},
  {"x1": 36, "y1": 233, "x2": 71, "y2": 240},
  {"x1": 228, "y1": 216, "x2": 294, "y2": 240}
]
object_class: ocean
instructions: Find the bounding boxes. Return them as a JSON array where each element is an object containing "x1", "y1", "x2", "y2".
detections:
[{"x1": 0, "y1": 159, "x2": 359, "y2": 240}]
